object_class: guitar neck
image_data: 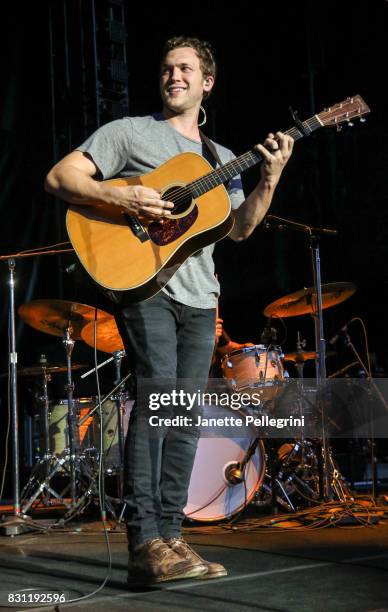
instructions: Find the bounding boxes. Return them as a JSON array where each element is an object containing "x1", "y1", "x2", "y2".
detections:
[{"x1": 189, "y1": 114, "x2": 323, "y2": 197}]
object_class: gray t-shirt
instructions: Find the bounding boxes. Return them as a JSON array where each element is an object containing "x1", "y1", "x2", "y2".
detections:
[{"x1": 76, "y1": 113, "x2": 245, "y2": 308}]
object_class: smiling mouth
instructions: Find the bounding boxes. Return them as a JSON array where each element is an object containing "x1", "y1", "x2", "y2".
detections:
[{"x1": 167, "y1": 87, "x2": 187, "y2": 94}]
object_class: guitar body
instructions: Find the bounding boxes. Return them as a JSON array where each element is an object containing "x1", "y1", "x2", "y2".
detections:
[{"x1": 66, "y1": 152, "x2": 233, "y2": 301}]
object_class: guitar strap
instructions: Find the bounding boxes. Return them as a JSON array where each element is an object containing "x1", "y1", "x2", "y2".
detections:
[{"x1": 199, "y1": 129, "x2": 231, "y2": 191}]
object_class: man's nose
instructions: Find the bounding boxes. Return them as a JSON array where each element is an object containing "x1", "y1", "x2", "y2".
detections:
[{"x1": 170, "y1": 67, "x2": 182, "y2": 81}]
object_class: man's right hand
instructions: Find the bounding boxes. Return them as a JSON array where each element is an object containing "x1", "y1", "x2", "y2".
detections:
[
  {"x1": 104, "y1": 184, "x2": 174, "y2": 220},
  {"x1": 45, "y1": 151, "x2": 174, "y2": 222}
]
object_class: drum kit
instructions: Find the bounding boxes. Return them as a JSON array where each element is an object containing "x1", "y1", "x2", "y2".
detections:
[
  {"x1": 186, "y1": 282, "x2": 357, "y2": 521},
  {"x1": 14, "y1": 299, "x2": 133, "y2": 521},
  {"x1": 7, "y1": 279, "x2": 357, "y2": 525}
]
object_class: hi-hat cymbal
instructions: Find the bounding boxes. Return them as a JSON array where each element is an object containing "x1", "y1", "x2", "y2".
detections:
[
  {"x1": 18, "y1": 299, "x2": 111, "y2": 340},
  {"x1": 17, "y1": 364, "x2": 88, "y2": 376},
  {"x1": 81, "y1": 317, "x2": 124, "y2": 354},
  {"x1": 263, "y1": 282, "x2": 356, "y2": 318}
]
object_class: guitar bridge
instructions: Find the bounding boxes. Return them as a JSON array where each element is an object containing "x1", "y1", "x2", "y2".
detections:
[{"x1": 127, "y1": 215, "x2": 149, "y2": 243}]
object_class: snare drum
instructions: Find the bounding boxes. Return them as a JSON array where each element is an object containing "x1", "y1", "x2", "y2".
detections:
[{"x1": 221, "y1": 344, "x2": 284, "y2": 400}]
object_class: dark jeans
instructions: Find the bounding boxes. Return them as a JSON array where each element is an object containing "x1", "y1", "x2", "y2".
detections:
[{"x1": 115, "y1": 291, "x2": 216, "y2": 549}]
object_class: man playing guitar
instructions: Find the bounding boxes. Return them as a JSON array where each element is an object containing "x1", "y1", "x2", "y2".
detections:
[{"x1": 45, "y1": 36, "x2": 293, "y2": 585}]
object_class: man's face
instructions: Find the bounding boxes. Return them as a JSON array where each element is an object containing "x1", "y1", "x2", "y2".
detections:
[{"x1": 160, "y1": 46, "x2": 214, "y2": 114}]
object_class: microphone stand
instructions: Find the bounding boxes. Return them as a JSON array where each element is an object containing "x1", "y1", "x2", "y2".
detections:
[
  {"x1": 0, "y1": 244, "x2": 73, "y2": 536},
  {"x1": 263, "y1": 215, "x2": 338, "y2": 500},
  {"x1": 340, "y1": 330, "x2": 388, "y2": 501},
  {"x1": 309, "y1": 233, "x2": 332, "y2": 500}
]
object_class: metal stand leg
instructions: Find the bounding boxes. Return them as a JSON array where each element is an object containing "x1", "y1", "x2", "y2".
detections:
[
  {"x1": 63, "y1": 325, "x2": 77, "y2": 507},
  {"x1": 0, "y1": 259, "x2": 38, "y2": 535},
  {"x1": 112, "y1": 351, "x2": 125, "y2": 501},
  {"x1": 309, "y1": 235, "x2": 332, "y2": 500}
]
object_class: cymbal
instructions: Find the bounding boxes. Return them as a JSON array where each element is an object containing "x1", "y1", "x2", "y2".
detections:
[
  {"x1": 81, "y1": 317, "x2": 124, "y2": 354},
  {"x1": 17, "y1": 364, "x2": 88, "y2": 377},
  {"x1": 18, "y1": 299, "x2": 111, "y2": 340},
  {"x1": 283, "y1": 350, "x2": 337, "y2": 363},
  {"x1": 283, "y1": 351, "x2": 317, "y2": 362},
  {"x1": 263, "y1": 282, "x2": 356, "y2": 318}
]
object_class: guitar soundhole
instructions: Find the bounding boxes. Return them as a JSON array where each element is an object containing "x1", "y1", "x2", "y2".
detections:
[{"x1": 163, "y1": 185, "x2": 192, "y2": 215}]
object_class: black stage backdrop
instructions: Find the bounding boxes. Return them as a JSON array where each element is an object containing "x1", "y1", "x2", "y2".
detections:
[{"x1": 0, "y1": 2, "x2": 387, "y2": 490}]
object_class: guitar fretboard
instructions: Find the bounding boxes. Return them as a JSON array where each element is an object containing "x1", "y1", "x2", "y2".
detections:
[{"x1": 189, "y1": 115, "x2": 322, "y2": 197}]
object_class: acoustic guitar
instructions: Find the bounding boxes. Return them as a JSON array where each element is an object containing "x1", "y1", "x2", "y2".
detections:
[{"x1": 66, "y1": 96, "x2": 369, "y2": 301}]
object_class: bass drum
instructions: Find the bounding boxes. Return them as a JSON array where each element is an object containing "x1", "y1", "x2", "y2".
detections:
[{"x1": 184, "y1": 406, "x2": 265, "y2": 522}]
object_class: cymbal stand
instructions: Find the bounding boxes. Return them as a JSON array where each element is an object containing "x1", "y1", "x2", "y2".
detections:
[
  {"x1": 77, "y1": 365, "x2": 132, "y2": 523},
  {"x1": 112, "y1": 350, "x2": 126, "y2": 503},
  {"x1": 63, "y1": 323, "x2": 78, "y2": 506},
  {"x1": 20, "y1": 361, "x2": 52, "y2": 508},
  {"x1": 292, "y1": 331, "x2": 307, "y2": 470}
]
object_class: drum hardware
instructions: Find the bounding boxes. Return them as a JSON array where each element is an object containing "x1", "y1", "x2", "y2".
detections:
[
  {"x1": 253, "y1": 477, "x2": 296, "y2": 512},
  {"x1": 0, "y1": 248, "x2": 72, "y2": 535},
  {"x1": 75, "y1": 368, "x2": 133, "y2": 522},
  {"x1": 19, "y1": 330, "x2": 91, "y2": 514},
  {"x1": 112, "y1": 351, "x2": 127, "y2": 506},
  {"x1": 263, "y1": 214, "x2": 357, "y2": 501},
  {"x1": 253, "y1": 439, "x2": 323, "y2": 514},
  {"x1": 80, "y1": 317, "x2": 130, "y2": 517},
  {"x1": 17, "y1": 298, "x2": 115, "y2": 518},
  {"x1": 328, "y1": 322, "x2": 388, "y2": 502}
]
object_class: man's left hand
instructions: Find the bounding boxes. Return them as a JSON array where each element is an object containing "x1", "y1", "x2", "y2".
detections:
[{"x1": 255, "y1": 132, "x2": 294, "y2": 186}]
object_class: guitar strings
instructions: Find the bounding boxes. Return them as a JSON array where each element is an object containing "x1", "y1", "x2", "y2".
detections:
[
  {"x1": 155, "y1": 108, "x2": 361, "y2": 211},
  {"x1": 162, "y1": 126, "x2": 303, "y2": 211},
  {"x1": 163, "y1": 133, "x2": 299, "y2": 210},
  {"x1": 164, "y1": 118, "x2": 319, "y2": 209}
]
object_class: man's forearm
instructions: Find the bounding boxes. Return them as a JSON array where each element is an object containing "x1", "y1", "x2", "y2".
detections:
[
  {"x1": 229, "y1": 178, "x2": 278, "y2": 242},
  {"x1": 45, "y1": 165, "x2": 112, "y2": 206}
]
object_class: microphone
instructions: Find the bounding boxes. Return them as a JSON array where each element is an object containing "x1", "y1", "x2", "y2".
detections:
[
  {"x1": 224, "y1": 463, "x2": 244, "y2": 485},
  {"x1": 64, "y1": 263, "x2": 77, "y2": 274},
  {"x1": 261, "y1": 318, "x2": 277, "y2": 344},
  {"x1": 329, "y1": 318, "x2": 357, "y2": 345}
]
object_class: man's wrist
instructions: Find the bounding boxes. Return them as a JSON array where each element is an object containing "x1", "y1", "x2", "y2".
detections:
[{"x1": 257, "y1": 176, "x2": 279, "y2": 193}]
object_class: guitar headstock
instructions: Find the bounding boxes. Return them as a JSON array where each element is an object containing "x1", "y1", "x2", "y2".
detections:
[{"x1": 318, "y1": 95, "x2": 370, "y2": 130}]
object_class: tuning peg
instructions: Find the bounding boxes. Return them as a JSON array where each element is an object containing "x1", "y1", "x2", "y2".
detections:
[
  {"x1": 360, "y1": 117, "x2": 366, "y2": 123},
  {"x1": 347, "y1": 120, "x2": 354, "y2": 127}
]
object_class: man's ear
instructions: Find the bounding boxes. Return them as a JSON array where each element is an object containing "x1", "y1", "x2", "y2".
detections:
[{"x1": 203, "y1": 75, "x2": 215, "y2": 94}]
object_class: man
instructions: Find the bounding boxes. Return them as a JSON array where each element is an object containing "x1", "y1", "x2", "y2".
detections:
[{"x1": 45, "y1": 36, "x2": 293, "y2": 584}]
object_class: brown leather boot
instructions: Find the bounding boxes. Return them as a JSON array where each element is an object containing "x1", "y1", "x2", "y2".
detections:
[
  {"x1": 165, "y1": 537, "x2": 227, "y2": 579},
  {"x1": 127, "y1": 538, "x2": 207, "y2": 585}
]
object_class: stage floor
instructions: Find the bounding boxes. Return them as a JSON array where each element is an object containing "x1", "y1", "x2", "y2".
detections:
[{"x1": 1, "y1": 511, "x2": 388, "y2": 612}]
